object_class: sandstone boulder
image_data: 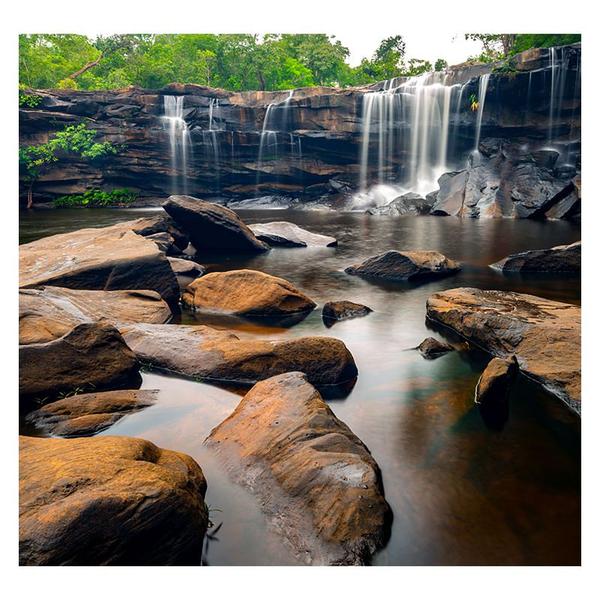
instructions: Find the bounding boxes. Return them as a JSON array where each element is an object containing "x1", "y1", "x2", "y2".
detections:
[
  {"x1": 345, "y1": 251, "x2": 460, "y2": 282},
  {"x1": 25, "y1": 389, "x2": 158, "y2": 437},
  {"x1": 491, "y1": 240, "x2": 580, "y2": 273},
  {"x1": 322, "y1": 300, "x2": 372, "y2": 325},
  {"x1": 417, "y1": 337, "x2": 454, "y2": 358},
  {"x1": 20, "y1": 435, "x2": 208, "y2": 565},
  {"x1": 121, "y1": 323, "x2": 358, "y2": 387},
  {"x1": 20, "y1": 322, "x2": 141, "y2": 403},
  {"x1": 248, "y1": 221, "x2": 337, "y2": 247},
  {"x1": 19, "y1": 287, "x2": 171, "y2": 345},
  {"x1": 205, "y1": 372, "x2": 391, "y2": 565},
  {"x1": 426, "y1": 288, "x2": 580, "y2": 414},
  {"x1": 167, "y1": 257, "x2": 205, "y2": 278},
  {"x1": 182, "y1": 269, "x2": 316, "y2": 317},
  {"x1": 19, "y1": 222, "x2": 180, "y2": 308},
  {"x1": 163, "y1": 195, "x2": 269, "y2": 253}
]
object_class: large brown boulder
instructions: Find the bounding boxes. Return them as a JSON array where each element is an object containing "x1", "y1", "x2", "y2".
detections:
[
  {"x1": 345, "y1": 250, "x2": 460, "y2": 282},
  {"x1": 20, "y1": 435, "x2": 208, "y2": 565},
  {"x1": 25, "y1": 389, "x2": 158, "y2": 437},
  {"x1": 491, "y1": 240, "x2": 581, "y2": 273},
  {"x1": 19, "y1": 222, "x2": 180, "y2": 308},
  {"x1": 19, "y1": 287, "x2": 172, "y2": 345},
  {"x1": 248, "y1": 221, "x2": 337, "y2": 247},
  {"x1": 426, "y1": 288, "x2": 580, "y2": 414},
  {"x1": 182, "y1": 269, "x2": 316, "y2": 317},
  {"x1": 121, "y1": 323, "x2": 357, "y2": 387},
  {"x1": 163, "y1": 195, "x2": 269, "y2": 253},
  {"x1": 20, "y1": 322, "x2": 141, "y2": 403},
  {"x1": 205, "y1": 372, "x2": 391, "y2": 565}
]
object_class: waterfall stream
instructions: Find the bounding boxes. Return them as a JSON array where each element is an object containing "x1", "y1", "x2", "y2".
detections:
[
  {"x1": 162, "y1": 95, "x2": 191, "y2": 195},
  {"x1": 472, "y1": 73, "x2": 490, "y2": 156}
]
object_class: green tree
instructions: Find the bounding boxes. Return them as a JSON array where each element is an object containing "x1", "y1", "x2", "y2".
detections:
[
  {"x1": 19, "y1": 123, "x2": 118, "y2": 208},
  {"x1": 434, "y1": 58, "x2": 448, "y2": 71}
]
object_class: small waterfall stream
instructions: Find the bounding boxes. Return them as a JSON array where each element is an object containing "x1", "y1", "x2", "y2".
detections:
[
  {"x1": 204, "y1": 98, "x2": 223, "y2": 192},
  {"x1": 162, "y1": 96, "x2": 191, "y2": 195},
  {"x1": 472, "y1": 73, "x2": 490, "y2": 156}
]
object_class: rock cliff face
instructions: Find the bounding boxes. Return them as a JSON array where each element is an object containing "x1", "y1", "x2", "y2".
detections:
[{"x1": 19, "y1": 44, "x2": 580, "y2": 216}]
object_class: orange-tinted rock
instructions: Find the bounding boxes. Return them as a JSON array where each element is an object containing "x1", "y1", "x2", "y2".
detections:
[
  {"x1": 322, "y1": 300, "x2": 372, "y2": 324},
  {"x1": 19, "y1": 287, "x2": 171, "y2": 345},
  {"x1": 426, "y1": 288, "x2": 580, "y2": 414},
  {"x1": 121, "y1": 323, "x2": 357, "y2": 387},
  {"x1": 19, "y1": 322, "x2": 141, "y2": 403},
  {"x1": 205, "y1": 372, "x2": 391, "y2": 564},
  {"x1": 182, "y1": 269, "x2": 316, "y2": 317},
  {"x1": 19, "y1": 435, "x2": 208, "y2": 565},
  {"x1": 25, "y1": 389, "x2": 158, "y2": 437}
]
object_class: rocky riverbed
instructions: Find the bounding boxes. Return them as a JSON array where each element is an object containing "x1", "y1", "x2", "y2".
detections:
[{"x1": 19, "y1": 200, "x2": 581, "y2": 566}]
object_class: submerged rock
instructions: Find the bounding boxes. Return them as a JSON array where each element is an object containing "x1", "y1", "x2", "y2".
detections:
[
  {"x1": 19, "y1": 222, "x2": 180, "y2": 308},
  {"x1": 182, "y1": 269, "x2": 316, "y2": 317},
  {"x1": 20, "y1": 322, "x2": 141, "y2": 404},
  {"x1": 25, "y1": 389, "x2": 158, "y2": 437},
  {"x1": 19, "y1": 435, "x2": 208, "y2": 565},
  {"x1": 121, "y1": 323, "x2": 358, "y2": 387},
  {"x1": 491, "y1": 240, "x2": 580, "y2": 273},
  {"x1": 248, "y1": 221, "x2": 338, "y2": 247},
  {"x1": 426, "y1": 288, "x2": 580, "y2": 414},
  {"x1": 475, "y1": 356, "x2": 519, "y2": 430},
  {"x1": 417, "y1": 337, "x2": 454, "y2": 358},
  {"x1": 19, "y1": 287, "x2": 172, "y2": 345},
  {"x1": 163, "y1": 195, "x2": 269, "y2": 253},
  {"x1": 167, "y1": 257, "x2": 205, "y2": 278},
  {"x1": 366, "y1": 192, "x2": 433, "y2": 216},
  {"x1": 322, "y1": 300, "x2": 372, "y2": 324},
  {"x1": 345, "y1": 250, "x2": 460, "y2": 282},
  {"x1": 205, "y1": 372, "x2": 391, "y2": 565}
]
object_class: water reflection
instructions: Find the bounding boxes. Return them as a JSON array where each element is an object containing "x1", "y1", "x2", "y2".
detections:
[{"x1": 19, "y1": 208, "x2": 581, "y2": 565}]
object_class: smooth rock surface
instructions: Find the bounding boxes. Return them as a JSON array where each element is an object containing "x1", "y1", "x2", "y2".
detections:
[
  {"x1": 20, "y1": 435, "x2": 208, "y2": 565},
  {"x1": 182, "y1": 269, "x2": 316, "y2": 317},
  {"x1": 25, "y1": 389, "x2": 158, "y2": 437},
  {"x1": 322, "y1": 300, "x2": 372, "y2": 323},
  {"x1": 426, "y1": 288, "x2": 580, "y2": 414},
  {"x1": 366, "y1": 192, "x2": 433, "y2": 216},
  {"x1": 19, "y1": 221, "x2": 180, "y2": 308},
  {"x1": 163, "y1": 196, "x2": 269, "y2": 252},
  {"x1": 20, "y1": 322, "x2": 141, "y2": 403},
  {"x1": 167, "y1": 257, "x2": 205, "y2": 278},
  {"x1": 417, "y1": 337, "x2": 454, "y2": 358},
  {"x1": 19, "y1": 287, "x2": 172, "y2": 345},
  {"x1": 248, "y1": 221, "x2": 337, "y2": 247},
  {"x1": 491, "y1": 241, "x2": 581, "y2": 273},
  {"x1": 345, "y1": 250, "x2": 460, "y2": 282},
  {"x1": 121, "y1": 323, "x2": 358, "y2": 387},
  {"x1": 205, "y1": 372, "x2": 391, "y2": 565}
]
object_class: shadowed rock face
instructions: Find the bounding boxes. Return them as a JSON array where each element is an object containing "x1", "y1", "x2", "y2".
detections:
[
  {"x1": 163, "y1": 196, "x2": 269, "y2": 253},
  {"x1": 248, "y1": 221, "x2": 338, "y2": 247},
  {"x1": 19, "y1": 221, "x2": 180, "y2": 308},
  {"x1": 167, "y1": 257, "x2": 205, "y2": 278},
  {"x1": 426, "y1": 288, "x2": 580, "y2": 414},
  {"x1": 182, "y1": 269, "x2": 316, "y2": 317},
  {"x1": 205, "y1": 372, "x2": 391, "y2": 565},
  {"x1": 417, "y1": 337, "x2": 454, "y2": 359},
  {"x1": 19, "y1": 286, "x2": 172, "y2": 345},
  {"x1": 25, "y1": 389, "x2": 159, "y2": 437},
  {"x1": 322, "y1": 300, "x2": 372, "y2": 324},
  {"x1": 121, "y1": 323, "x2": 357, "y2": 387},
  {"x1": 19, "y1": 322, "x2": 141, "y2": 404},
  {"x1": 475, "y1": 357, "x2": 519, "y2": 431},
  {"x1": 491, "y1": 240, "x2": 580, "y2": 273},
  {"x1": 19, "y1": 435, "x2": 208, "y2": 565},
  {"x1": 345, "y1": 250, "x2": 460, "y2": 282}
]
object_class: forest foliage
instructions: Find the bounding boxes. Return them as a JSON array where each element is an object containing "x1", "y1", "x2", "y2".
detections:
[{"x1": 19, "y1": 33, "x2": 581, "y2": 92}]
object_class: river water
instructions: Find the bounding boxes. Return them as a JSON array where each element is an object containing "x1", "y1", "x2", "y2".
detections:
[{"x1": 19, "y1": 208, "x2": 581, "y2": 566}]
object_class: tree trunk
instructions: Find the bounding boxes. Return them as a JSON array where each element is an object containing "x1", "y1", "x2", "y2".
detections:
[
  {"x1": 27, "y1": 183, "x2": 33, "y2": 209},
  {"x1": 501, "y1": 35, "x2": 516, "y2": 57},
  {"x1": 67, "y1": 54, "x2": 103, "y2": 80},
  {"x1": 257, "y1": 72, "x2": 266, "y2": 91}
]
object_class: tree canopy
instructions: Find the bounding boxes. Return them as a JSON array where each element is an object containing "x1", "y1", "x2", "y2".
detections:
[{"x1": 19, "y1": 33, "x2": 582, "y2": 92}]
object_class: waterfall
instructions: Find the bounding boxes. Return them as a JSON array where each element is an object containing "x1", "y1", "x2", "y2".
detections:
[
  {"x1": 162, "y1": 96, "x2": 191, "y2": 195},
  {"x1": 358, "y1": 72, "x2": 462, "y2": 197},
  {"x1": 547, "y1": 47, "x2": 570, "y2": 144},
  {"x1": 206, "y1": 98, "x2": 223, "y2": 192},
  {"x1": 473, "y1": 73, "x2": 490, "y2": 155}
]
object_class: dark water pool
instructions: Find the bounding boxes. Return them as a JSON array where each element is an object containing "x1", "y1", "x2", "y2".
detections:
[{"x1": 19, "y1": 208, "x2": 581, "y2": 565}]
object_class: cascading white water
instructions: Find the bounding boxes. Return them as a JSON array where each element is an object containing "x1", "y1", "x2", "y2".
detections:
[
  {"x1": 548, "y1": 47, "x2": 570, "y2": 144},
  {"x1": 162, "y1": 96, "x2": 191, "y2": 194},
  {"x1": 358, "y1": 72, "x2": 463, "y2": 199},
  {"x1": 205, "y1": 98, "x2": 223, "y2": 191},
  {"x1": 472, "y1": 73, "x2": 490, "y2": 155}
]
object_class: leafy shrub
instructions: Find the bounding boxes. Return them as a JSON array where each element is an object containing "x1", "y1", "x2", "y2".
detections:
[
  {"x1": 53, "y1": 188, "x2": 138, "y2": 208},
  {"x1": 19, "y1": 92, "x2": 42, "y2": 108}
]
